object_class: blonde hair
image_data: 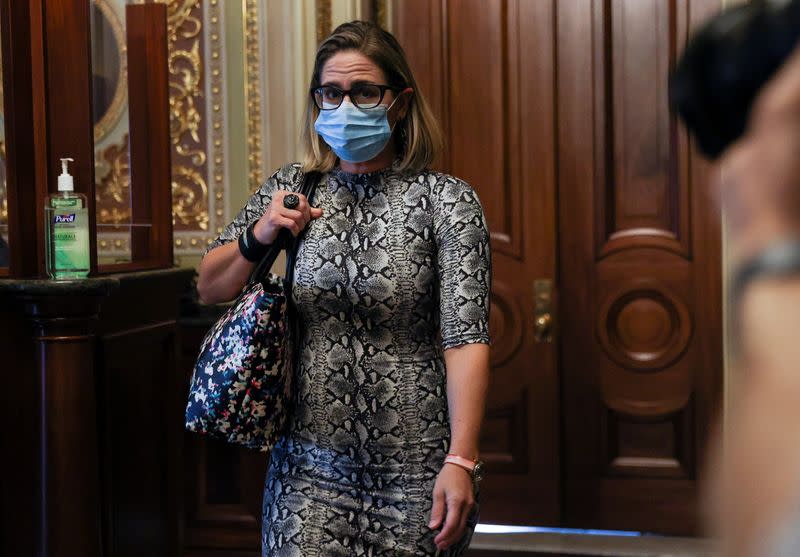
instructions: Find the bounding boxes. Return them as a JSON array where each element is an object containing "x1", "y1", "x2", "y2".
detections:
[{"x1": 301, "y1": 21, "x2": 442, "y2": 175}]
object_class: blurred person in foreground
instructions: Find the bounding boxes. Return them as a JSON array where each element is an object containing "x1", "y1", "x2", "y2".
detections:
[{"x1": 705, "y1": 44, "x2": 800, "y2": 557}]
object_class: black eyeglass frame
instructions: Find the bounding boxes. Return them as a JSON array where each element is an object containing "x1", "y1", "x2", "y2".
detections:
[{"x1": 310, "y1": 83, "x2": 401, "y2": 110}]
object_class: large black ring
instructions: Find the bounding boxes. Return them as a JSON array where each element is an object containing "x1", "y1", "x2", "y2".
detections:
[{"x1": 283, "y1": 194, "x2": 300, "y2": 210}]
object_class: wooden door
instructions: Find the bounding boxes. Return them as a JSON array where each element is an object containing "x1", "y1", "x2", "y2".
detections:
[
  {"x1": 395, "y1": 0, "x2": 561, "y2": 525},
  {"x1": 556, "y1": 0, "x2": 722, "y2": 535},
  {"x1": 395, "y1": 0, "x2": 724, "y2": 534}
]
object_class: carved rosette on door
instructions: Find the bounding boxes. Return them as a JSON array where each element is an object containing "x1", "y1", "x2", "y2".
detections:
[
  {"x1": 598, "y1": 282, "x2": 692, "y2": 372},
  {"x1": 597, "y1": 281, "x2": 695, "y2": 479}
]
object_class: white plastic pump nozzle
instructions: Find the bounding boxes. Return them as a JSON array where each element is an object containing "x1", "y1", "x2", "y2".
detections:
[{"x1": 58, "y1": 157, "x2": 75, "y2": 192}]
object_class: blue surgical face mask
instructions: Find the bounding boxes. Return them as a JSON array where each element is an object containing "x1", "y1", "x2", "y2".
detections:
[{"x1": 314, "y1": 99, "x2": 398, "y2": 163}]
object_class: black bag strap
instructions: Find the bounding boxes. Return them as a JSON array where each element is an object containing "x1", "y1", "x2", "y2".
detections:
[{"x1": 249, "y1": 169, "x2": 321, "y2": 285}]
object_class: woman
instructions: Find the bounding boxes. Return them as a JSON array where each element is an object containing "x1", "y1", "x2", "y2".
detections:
[{"x1": 197, "y1": 21, "x2": 491, "y2": 556}]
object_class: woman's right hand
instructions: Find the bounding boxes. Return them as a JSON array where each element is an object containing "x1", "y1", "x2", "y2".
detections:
[{"x1": 252, "y1": 190, "x2": 324, "y2": 245}]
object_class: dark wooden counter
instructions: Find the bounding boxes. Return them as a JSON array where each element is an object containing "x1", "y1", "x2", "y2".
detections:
[{"x1": 0, "y1": 267, "x2": 194, "y2": 557}]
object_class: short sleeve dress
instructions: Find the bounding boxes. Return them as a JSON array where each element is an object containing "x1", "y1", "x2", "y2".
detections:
[{"x1": 207, "y1": 162, "x2": 492, "y2": 556}]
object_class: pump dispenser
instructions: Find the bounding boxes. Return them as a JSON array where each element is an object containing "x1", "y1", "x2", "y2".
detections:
[
  {"x1": 58, "y1": 157, "x2": 75, "y2": 191},
  {"x1": 45, "y1": 157, "x2": 90, "y2": 279}
]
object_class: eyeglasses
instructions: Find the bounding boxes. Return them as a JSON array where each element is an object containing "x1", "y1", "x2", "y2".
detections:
[{"x1": 311, "y1": 84, "x2": 399, "y2": 110}]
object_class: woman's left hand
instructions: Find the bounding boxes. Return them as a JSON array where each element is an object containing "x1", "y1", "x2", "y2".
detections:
[{"x1": 429, "y1": 463, "x2": 475, "y2": 551}]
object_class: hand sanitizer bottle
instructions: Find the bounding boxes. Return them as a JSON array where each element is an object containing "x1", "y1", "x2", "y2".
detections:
[{"x1": 45, "y1": 158, "x2": 90, "y2": 279}]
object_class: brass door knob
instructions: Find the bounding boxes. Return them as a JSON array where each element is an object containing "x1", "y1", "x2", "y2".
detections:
[
  {"x1": 534, "y1": 312, "x2": 553, "y2": 342},
  {"x1": 533, "y1": 279, "x2": 554, "y2": 343}
]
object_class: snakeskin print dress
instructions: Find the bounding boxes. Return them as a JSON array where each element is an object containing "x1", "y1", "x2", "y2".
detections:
[{"x1": 208, "y1": 162, "x2": 492, "y2": 556}]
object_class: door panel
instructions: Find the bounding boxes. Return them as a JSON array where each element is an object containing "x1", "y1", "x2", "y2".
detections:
[
  {"x1": 557, "y1": 0, "x2": 722, "y2": 535},
  {"x1": 396, "y1": 0, "x2": 561, "y2": 525}
]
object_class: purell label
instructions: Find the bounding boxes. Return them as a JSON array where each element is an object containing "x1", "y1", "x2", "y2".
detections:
[{"x1": 54, "y1": 214, "x2": 76, "y2": 224}]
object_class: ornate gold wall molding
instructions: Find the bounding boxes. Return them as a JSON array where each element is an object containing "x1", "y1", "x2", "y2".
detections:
[
  {"x1": 167, "y1": 0, "x2": 226, "y2": 251},
  {"x1": 96, "y1": 132, "x2": 131, "y2": 257},
  {"x1": 243, "y1": 0, "x2": 264, "y2": 192},
  {"x1": 96, "y1": 133, "x2": 131, "y2": 225},
  {"x1": 165, "y1": 0, "x2": 210, "y2": 246},
  {"x1": 205, "y1": 0, "x2": 226, "y2": 251}
]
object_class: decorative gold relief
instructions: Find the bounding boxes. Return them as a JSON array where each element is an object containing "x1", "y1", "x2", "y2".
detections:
[
  {"x1": 243, "y1": 0, "x2": 264, "y2": 191},
  {"x1": 165, "y1": 0, "x2": 203, "y2": 38},
  {"x1": 169, "y1": 40, "x2": 206, "y2": 167},
  {"x1": 94, "y1": 132, "x2": 131, "y2": 258},
  {"x1": 206, "y1": 0, "x2": 226, "y2": 251},
  {"x1": 163, "y1": 0, "x2": 209, "y2": 235},
  {"x1": 172, "y1": 164, "x2": 209, "y2": 230},
  {"x1": 95, "y1": 133, "x2": 132, "y2": 225}
]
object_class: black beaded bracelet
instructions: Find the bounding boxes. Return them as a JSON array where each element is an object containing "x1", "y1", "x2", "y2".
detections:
[
  {"x1": 237, "y1": 221, "x2": 271, "y2": 262},
  {"x1": 731, "y1": 238, "x2": 800, "y2": 303}
]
